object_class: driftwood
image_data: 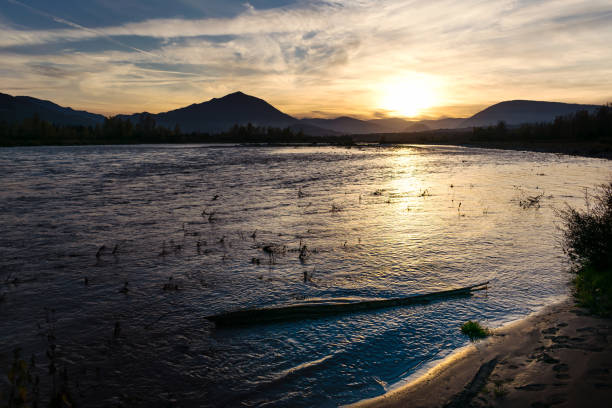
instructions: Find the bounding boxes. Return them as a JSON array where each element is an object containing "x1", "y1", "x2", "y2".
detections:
[{"x1": 206, "y1": 281, "x2": 489, "y2": 327}]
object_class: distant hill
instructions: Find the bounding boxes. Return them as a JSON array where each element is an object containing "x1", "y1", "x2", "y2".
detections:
[
  {"x1": 366, "y1": 117, "x2": 467, "y2": 133},
  {"x1": 290, "y1": 122, "x2": 341, "y2": 137},
  {"x1": 1, "y1": 91, "x2": 605, "y2": 138},
  {"x1": 300, "y1": 116, "x2": 388, "y2": 134},
  {"x1": 118, "y1": 91, "x2": 300, "y2": 133},
  {"x1": 404, "y1": 122, "x2": 430, "y2": 132},
  {"x1": 300, "y1": 116, "x2": 469, "y2": 134},
  {"x1": 461, "y1": 100, "x2": 601, "y2": 128},
  {"x1": 417, "y1": 118, "x2": 466, "y2": 131},
  {"x1": 367, "y1": 118, "x2": 412, "y2": 132},
  {"x1": 0, "y1": 92, "x2": 105, "y2": 126}
]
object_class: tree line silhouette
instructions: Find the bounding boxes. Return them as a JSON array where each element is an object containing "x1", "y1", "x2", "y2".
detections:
[
  {"x1": 471, "y1": 104, "x2": 612, "y2": 141},
  {"x1": 0, "y1": 114, "x2": 352, "y2": 146},
  {"x1": 1, "y1": 105, "x2": 610, "y2": 147}
]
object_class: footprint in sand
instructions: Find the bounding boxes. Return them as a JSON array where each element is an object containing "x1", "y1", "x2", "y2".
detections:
[
  {"x1": 516, "y1": 383, "x2": 547, "y2": 391},
  {"x1": 547, "y1": 393, "x2": 567, "y2": 405},
  {"x1": 576, "y1": 326, "x2": 596, "y2": 332},
  {"x1": 538, "y1": 353, "x2": 560, "y2": 364}
]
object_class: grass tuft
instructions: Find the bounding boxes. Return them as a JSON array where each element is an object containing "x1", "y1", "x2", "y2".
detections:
[{"x1": 460, "y1": 320, "x2": 491, "y2": 341}]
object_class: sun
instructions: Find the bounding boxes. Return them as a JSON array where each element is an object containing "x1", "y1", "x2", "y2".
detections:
[{"x1": 378, "y1": 75, "x2": 438, "y2": 117}]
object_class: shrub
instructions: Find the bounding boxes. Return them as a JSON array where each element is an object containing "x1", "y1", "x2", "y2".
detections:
[
  {"x1": 460, "y1": 320, "x2": 491, "y2": 341},
  {"x1": 559, "y1": 182, "x2": 612, "y2": 315}
]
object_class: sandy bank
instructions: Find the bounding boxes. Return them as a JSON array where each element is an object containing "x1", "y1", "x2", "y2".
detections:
[{"x1": 349, "y1": 299, "x2": 612, "y2": 408}]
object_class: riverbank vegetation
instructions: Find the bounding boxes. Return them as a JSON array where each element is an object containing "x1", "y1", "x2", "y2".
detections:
[
  {"x1": 2, "y1": 105, "x2": 610, "y2": 154},
  {"x1": 559, "y1": 182, "x2": 612, "y2": 315},
  {"x1": 460, "y1": 320, "x2": 491, "y2": 341},
  {"x1": 357, "y1": 104, "x2": 612, "y2": 159},
  {"x1": 0, "y1": 115, "x2": 353, "y2": 146},
  {"x1": 471, "y1": 104, "x2": 612, "y2": 142}
]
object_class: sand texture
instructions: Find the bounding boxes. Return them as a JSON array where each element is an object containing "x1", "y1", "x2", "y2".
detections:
[{"x1": 351, "y1": 299, "x2": 612, "y2": 408}]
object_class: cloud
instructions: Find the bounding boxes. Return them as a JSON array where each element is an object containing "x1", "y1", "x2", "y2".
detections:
[
  {"x1": 6, "y1": 0, "x2": 158, "y2": 56},
  {"x1": 1, "y1": 0, "x2": 611, "y2": 117}
]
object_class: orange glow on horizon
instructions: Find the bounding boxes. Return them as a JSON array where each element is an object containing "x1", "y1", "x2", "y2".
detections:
[{"x1": 376, "y1": 74, "x2": 441, "y2": 118}]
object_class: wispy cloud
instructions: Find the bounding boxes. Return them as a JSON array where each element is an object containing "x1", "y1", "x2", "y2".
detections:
[
  {"x1": 1, "y1": 0, "x2": 611, "y2": 117},
  {"x1": 6, "y1": 0, "x2": 158, "y2": 56}
]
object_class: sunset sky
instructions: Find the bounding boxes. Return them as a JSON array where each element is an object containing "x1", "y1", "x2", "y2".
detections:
[{"x1": 1, "y1": 0, "x2": 611, "y2": 119}]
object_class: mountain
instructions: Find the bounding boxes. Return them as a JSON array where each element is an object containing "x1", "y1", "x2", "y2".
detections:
[
  {"x1": 119, "y1": 91, "x2": 298, "y2": 133},
  {"x1": 289, "y1": 122, "x2": 341, "y2": 137},
  {"x1": 2, "y1": 91, "x2": 604, "y2": 137},
  {"x1": 404, "y1": 122, "x2": 430, "y2": 132},
  {"x1": 0, "y1": 92, "x2": 105, "y2": 126},
  {"x1": 300, "y1": 116, "x2": 388, "y2": 134},
  {"x1": 367, "y1": 118, "x2": 412, "y2": 132},
  {"x1": 417, "y1": 118, "x2": 466, "y2": 130},
  {"x1": 365, "y1": 117, "x2": 468, "y2": 133},
  {"x1": 461, "y1": 100, "x2": 600, "y2": 128},
  {"x1": 397, "y1": 118, "x2": 467, "y2": 132}
]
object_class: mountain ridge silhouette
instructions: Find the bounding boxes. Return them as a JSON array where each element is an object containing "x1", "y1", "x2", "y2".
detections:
[{"x1": 1, "y1": 91, "x2": 604, "y2": 136}]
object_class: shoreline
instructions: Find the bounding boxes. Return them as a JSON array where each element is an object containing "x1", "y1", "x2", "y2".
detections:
[
  {"x1": 1, "y1": 141, "x2": 610, "y2": 160},
  {"x1": 348, "y1": 297, "x2": 612, "y2": 408},
  {"x1": 0, "y1": 140, "x2": 612, "y2": 160}
]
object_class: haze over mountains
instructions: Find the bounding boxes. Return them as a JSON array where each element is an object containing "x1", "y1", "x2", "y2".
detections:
[{"x1": 0, "y1": 91, "x2": 602, "y2": 136}]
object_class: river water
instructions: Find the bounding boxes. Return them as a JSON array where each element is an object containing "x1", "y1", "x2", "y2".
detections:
[{"x1": 0, "y1": 144, "x2": 609, "y2": 407}]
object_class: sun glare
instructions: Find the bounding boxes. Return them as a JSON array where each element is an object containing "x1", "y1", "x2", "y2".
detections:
[{"x1": 378, "y1": 76, "x2": 438, "y2": 118}]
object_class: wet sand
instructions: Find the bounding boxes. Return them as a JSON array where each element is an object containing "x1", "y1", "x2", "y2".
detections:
[{"x1": 350, "y1": 299, "x2": 612, "y2": 408}]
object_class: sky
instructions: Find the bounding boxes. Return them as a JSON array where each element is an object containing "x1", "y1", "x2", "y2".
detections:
[{"x1": 1, "y1": 0, "x2": 611, "y2": 119}]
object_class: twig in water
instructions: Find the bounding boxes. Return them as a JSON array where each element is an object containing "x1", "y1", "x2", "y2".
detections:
[
  {"x1": 299, "y1": 243, "x2": 309, "y2": 263},
  {"x1": 118, "y1": 281, "x2": 129, "y2": 294},
  {"x1": 163, "y1": 276, "x2": 179, "y2": 291},
  {"x1": 519, "y1": 192, "x2": 544, "y2": 209},
  {"x1": 159, "y1": 241, "x2": 169, "y2": 256}
]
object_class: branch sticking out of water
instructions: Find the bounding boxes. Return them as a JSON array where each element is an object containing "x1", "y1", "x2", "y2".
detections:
[{"x1": 519, "y1": 192, "x2": 544, "y2": 209}]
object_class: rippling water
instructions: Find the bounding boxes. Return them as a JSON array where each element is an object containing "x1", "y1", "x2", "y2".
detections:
[{"x1": 0, "y1": 144, "x2": 610, "y2": 407}]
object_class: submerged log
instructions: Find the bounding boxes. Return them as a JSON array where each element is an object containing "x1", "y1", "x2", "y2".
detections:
[{"x1": 206, "y1": 281, "x2": 489, "y2": 327}]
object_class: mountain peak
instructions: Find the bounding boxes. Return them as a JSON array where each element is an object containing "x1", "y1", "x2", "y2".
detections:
[
  {"x1": 226, "y1": 91, "x2": 246, "y2": 97},
  {"x1": 120, "y1": 91, "x2": 297, "y2": 133},
  {"x1": 216, "y1": 91, "x2": 253, "y2": 101}
]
